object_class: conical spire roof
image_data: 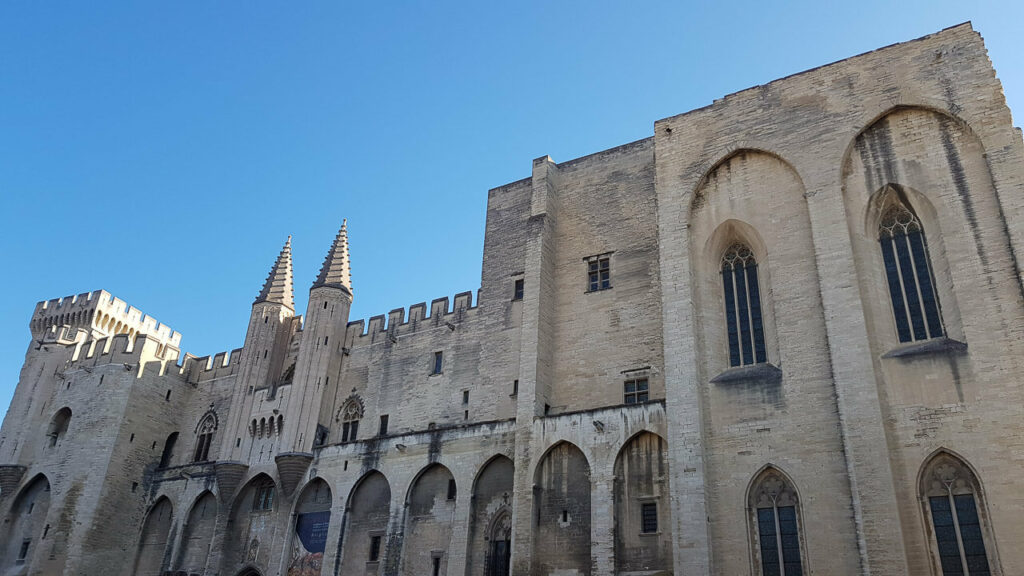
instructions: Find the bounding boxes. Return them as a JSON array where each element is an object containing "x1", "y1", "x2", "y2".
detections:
[
  {"x1": 254, "y1": 236, "x2": 295, "y2": 310},
  {"x1": 312, "y1": 219, "x2": 352, "y2": 294}
]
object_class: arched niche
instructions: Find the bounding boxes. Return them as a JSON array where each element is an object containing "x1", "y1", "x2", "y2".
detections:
[
  {"x1": 532, "y1": 441, "x2": 591, "y2": 575},
  {"x1": 400, "y1": 464, "x2": 456, "y2": 576},
  {"x1": 689, "y1": 150, "x2": 816, "y2": 384},
  {"x1": 177, "y1": 491, "x2": 217, "y2": 573},
  {"x1": 286, "y1": 478, "x2": 332, "y2": 576},
  {"x1": 614, "y1": 432, "x2": 672, "y2": 574},
  {"x1": 466, "y1": 455, "x2": 514, "y2": 576},
  {"x1": 222, "y1": 474, "x2": 278, "y2": 574},
  {"x1": 133, "y1": 497, "x2": 174, "y2": 576},
  {"x1": 47, "y1": 407, "x2": 72, "y2": 448},
  {"x1": 841, "y1": 106, "x2": 1014, "y2": 355},
  {"x1": 0, "y1": 474, "x2": 51, "y2": 572},
  {"x1": 339, "y1": 471, "x2": 391, "y2": 575}
]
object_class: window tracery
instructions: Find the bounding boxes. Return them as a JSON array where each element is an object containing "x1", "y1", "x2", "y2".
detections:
[
  {"x1": 336, "y1": 396, "x2": 364, "y2": 443},
  {"x1": 921, "y1": 453, "x2": 992, "y2": 576},
  {"x1": 722, "y1": 243, "x2": 767, "y2": 366},
  {"x1": 749, "y1": 468, "x2": 804, "y2": 576},
  {"x1": 877, "y1": 189, "x2": 944, "y2": 343}
]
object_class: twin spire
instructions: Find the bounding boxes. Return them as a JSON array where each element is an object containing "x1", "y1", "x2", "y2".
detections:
[
  {"x1": 253, "y1": 220, "x2": 352, "y2": 310},
  {"x1": 254, "y1": 236, "x2": 295, "y2": 310},
  {"x1": 312, "y1": 219, "x2": 353, "y2": 294}
]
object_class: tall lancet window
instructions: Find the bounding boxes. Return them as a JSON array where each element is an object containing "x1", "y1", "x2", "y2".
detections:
[
  {"x1": 878, "y1": 191, "x2": 944, "y2": 342},
  {"x1": 749, "y1": 468, "x2": 804, "y2": 576},
  {"x1": 921, "y1": 452, "x2": 993, "y2": 576},
  {"x1": 722, "y1": 243, "x2": 767, "y2": 366}
]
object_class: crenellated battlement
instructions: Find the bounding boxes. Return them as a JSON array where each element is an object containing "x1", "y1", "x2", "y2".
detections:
[
  {"x1": 30, "y1": 290, "x2": 181, "y2": 348},
  {"x1": 345, "y1": 289, "x2": 480, "y2": 345}
]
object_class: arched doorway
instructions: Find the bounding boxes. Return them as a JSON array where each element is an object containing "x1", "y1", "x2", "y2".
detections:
[{"x1": 466, "y1": 455, "x2": 513, "y2": 576}]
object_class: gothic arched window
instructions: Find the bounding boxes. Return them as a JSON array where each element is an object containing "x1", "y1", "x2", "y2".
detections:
[
  {"x1": 749, "y1": 468, "x2": 804, "y2": 576},
  {"x1": 878, "y1": 191, "x2": 944, "y2": 343},
  {"x1": 722, "y1": 243, "x2": 767, "y2": 366},
  {"x1": 192, "y1": 412, "x2": 217, "y2": 463},
  {"x1": 920, "y1": 452, "x2": 993, "y2": 576},
  {"x1": 337, "y1": 396, "x2": 363, "y2": 443}
]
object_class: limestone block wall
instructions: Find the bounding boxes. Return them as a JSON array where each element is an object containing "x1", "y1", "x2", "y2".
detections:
[{"x1": 654, "y1": 21, "x2": 1024, "y2": 576}]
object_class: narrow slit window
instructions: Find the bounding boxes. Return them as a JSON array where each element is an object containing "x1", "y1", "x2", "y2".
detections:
[
  {"x1": 722, "y1": 243, "x2": 767, "y2": 367},
  {"x1": 432, "y1": 351, "x2": 443, "y2": 375},
  {"x1": 878, "y1": 194, "x2": 944, "y2": 343},
  {"x1": 378, "y1": 414, "x2": 389, "y2": 437}
]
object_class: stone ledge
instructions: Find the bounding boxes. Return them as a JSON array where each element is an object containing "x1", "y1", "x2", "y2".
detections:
[
  {"x1": 881, "y1": 337, "x2": 967, "y2": 359},
  {"x1": 709, "y1": 363, "x2": 782, "y2": 385}
]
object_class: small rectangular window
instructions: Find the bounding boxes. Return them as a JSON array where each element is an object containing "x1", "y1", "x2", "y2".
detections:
[
  {"x1": 369, "y1": 535, "x2": 382, "y2": 561},
  {"x1": 512, "y1": 379, "x2": 519, "y2": 396},
  {"x1": 513, "y1": 278, "x2": 524, "y2": 300},
  {"x1": 586, "y1": 255, "x2": 611, "y2": 292},
  {"x1": 624, "y1": 378, "x2": 649, "y2": 404},
  {"x1": 462, "y1": 390, "x2": 469, "y2": 404},
  {"x1": 432, "y1": 351, "x2": 443, "y2": 375},
  {"x1": 17, "y1": 539, "x2": 30, "y2": 563},
  {"x1": 379, "y1": 415, "x2": 389, "y2": 437},
  {"x1": 447, "y1": 478, "x2": 457, "y2": 500},
  {"x1": 433, "y1": 556, "x2": 441, "y2": 576},
  {"x1": 641, "y1": 502, "x2": 658, "y2": 533}
]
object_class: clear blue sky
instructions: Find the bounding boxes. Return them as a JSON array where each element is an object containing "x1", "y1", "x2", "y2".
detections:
[{"x1": 2, "y1": 2, "x2": 1023, "y2": 416}]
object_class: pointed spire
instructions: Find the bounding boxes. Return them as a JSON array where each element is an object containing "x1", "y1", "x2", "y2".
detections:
[
  {"x1": 254, "y1": 236, "x2": 295, "y2": 310},
  {"x1": 312, "y1": 219, "x2": 353, "y2": 294}
]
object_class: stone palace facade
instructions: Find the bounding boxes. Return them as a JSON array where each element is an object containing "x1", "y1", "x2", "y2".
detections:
[{"x1": 2, "y1": 22, "x2": 1024, "y2": 576}]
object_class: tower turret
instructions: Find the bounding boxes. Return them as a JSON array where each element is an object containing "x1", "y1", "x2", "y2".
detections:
[
  {"x1": 279, "y1": 222, "x2": 354, "y2": 461},
  {"x1": 220, "y1": 237, "x2": 298, "y2": 461}
]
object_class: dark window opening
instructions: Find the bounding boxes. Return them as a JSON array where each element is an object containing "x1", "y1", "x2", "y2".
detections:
[
  {"x1": 369, "y1": 535, "x2": 382, "y2": 561},
  {"x1": 447, "y1": 478, "x2": 457, "y2": 501},
  {"x1": 464, "y1": 410, "x2": 469, "y2": 420},
  {"x1": 722, "y1": 243, "x2": 767, "y2": 367},
  {"x1": 378, "y1": 415, "x2": 389, "y2": 437},
  {"x1": 165, "y1": 389, "x2": 172, "y2": 401},
  {"x1": 131, "y1": 482, "x2": 138, "y2": 492},
  {"x1": 324, "y1": 336, "x2": 329, "y2": 345},
  {"x1": 253, "y1": 483, "x2": 275, "y2": 512},
  {"x1": 193, "y1": 432, "x2": 213, "y2": 462},
  {"x1": 432, "y1": 556, "x2": 441, "y2": 576},
  {"x1": 561, "y1": 509, "x2": 568, "y2": 522},
  {"x1": 512, "y1": 379, "x2": 519, "y2": 396},
  {"x1": 17, "y1": 539, "x2": 29, "y2": 563},
  {"x1": 879, "y1": 198, "x2": 944, "y2": 343},
  {"x1": 432, "y1": 351, "x2": 443, "y2": 375},
  {"x1": 342, "y1": 420, "x2": 359, "y2": 443},
  {"x1": 513, "y1": 279, "x2": 524, "y2": 300},
  {"x1": 757, "y1": 505, "x2": 803, "y2": 576},
  {"x1": 624, "y1": 378, "x2": 649, "y2": 404},
  {"x1": 641, "y1": 502, "x2": 658, "y2": 533},
  {"x1": 929, "y1": 494, "x2": 991, "y2": 576},
  {"x1": 158, "y1": 432, "x2": 178, "y2": 468},
  {"x1": 129, "y1": 433, "x2": 135, "y2": 443},
  {"x1": 586, "y1": 256, "x2": 611, "y2": 291},
  {"x1": 324, "y1": 301, "x2": 328, "y2": 309},
  {"x1": 462, "y1": 390, "x2": 469, "y2": 404},
  {"x1": 42, "y1": 525, "x2": 49, "y2": 539}
]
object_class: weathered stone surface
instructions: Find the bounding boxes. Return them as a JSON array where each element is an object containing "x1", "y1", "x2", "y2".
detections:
[{"x1": 1, "y1": 22, "x2": 1023, "y2": 576}]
